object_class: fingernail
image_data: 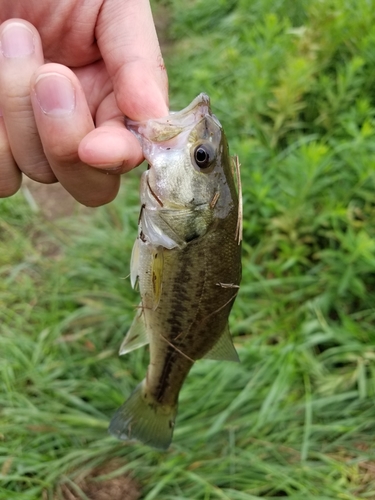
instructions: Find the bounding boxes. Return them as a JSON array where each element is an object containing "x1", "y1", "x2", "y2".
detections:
[
  {"x1": 34, "y1": 73, "x2": 76, "y2": 116},
  {"x1": 0, "y1": 23, "x2": 35, "y2": 58}
]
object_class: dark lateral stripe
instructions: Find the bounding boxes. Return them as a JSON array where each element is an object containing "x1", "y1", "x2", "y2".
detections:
[{"x1": 155, "y1": 345, "x2": 178, "y2": 403}]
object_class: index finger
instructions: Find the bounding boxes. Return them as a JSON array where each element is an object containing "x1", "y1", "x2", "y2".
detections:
[{"x1": 96, "y1": 0, "x2": 169, "y2": 121}]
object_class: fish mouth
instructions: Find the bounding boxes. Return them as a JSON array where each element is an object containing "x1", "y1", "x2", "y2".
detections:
[
  {"x1": 126, "y1": 93, "x2": 220, "y2": 143},
  {"x1": 169, "y1": 93, "x2": 211, "y2": 124}
]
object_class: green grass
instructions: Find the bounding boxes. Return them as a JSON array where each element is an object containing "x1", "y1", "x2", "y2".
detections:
[{"x1": 2, "y1": 0, "x2": 375, "y2": 498}]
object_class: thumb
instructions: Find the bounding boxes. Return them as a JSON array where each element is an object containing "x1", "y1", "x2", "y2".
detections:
[{"x1": 96, "y1": 0, "x2": 169, "y2": 121}]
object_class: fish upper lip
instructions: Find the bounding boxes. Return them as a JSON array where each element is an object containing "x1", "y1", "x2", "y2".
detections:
[
  {"x1": 168, "y1": 93, "x2": 211, "y2": 121},
  {"x1": 125, "y1": 93, "x2": 213, "y2": 143}
]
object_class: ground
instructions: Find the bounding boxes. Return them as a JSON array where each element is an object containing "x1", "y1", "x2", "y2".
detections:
[{"x1": 56, "y1": 461, "x2": 140, "y2": 500}]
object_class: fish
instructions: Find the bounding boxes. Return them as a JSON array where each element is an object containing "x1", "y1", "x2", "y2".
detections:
[{"x1": 108, "y1": 93, "x2": 242, "y2": 450}]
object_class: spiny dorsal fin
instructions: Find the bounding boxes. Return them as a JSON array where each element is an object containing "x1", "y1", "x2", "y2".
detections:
[
  {"x1": 119, "y1": 305, "x2": 149, "y2": 355},
  {"x1": 203, "y1": 324, "x2": 239, "y2": 362}
]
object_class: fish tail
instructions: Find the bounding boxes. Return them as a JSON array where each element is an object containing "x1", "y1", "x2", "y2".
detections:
[{"x1": 108, "y1": 381, "x2": 177, "y2": 450}]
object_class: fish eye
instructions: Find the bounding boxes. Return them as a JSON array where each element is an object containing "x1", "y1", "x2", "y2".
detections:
[{"x1": 193, "y1": 143, "x2": 215, "y2": 170}]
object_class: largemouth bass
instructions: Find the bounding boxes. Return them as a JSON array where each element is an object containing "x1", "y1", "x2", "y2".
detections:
[{"x1": 109, "y1": 93, "x2": 242, "y2": 450}]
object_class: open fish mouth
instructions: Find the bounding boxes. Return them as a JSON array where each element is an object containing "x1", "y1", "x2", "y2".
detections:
[{"x1": 125, "y1": 93, "x2": 221, "y2": 144}]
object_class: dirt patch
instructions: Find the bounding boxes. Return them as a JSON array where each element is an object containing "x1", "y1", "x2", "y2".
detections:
[{"x1": 57, "y1": 461, "x2": 141, "y2": 500}]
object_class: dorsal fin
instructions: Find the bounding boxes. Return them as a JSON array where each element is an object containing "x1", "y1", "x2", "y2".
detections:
[{"x1": 203, "y1": 324, "x2": 239, "y2": 362}]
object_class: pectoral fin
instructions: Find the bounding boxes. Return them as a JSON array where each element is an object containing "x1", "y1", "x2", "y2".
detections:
[
  {"x1": 203, "y1": 324, "x2": 239, "y2": 362},
  {"x1": 119, "y1": 306, "x2": 149, "y2": 355},
  {"x1": 130, "y1": 238, "x2": 140, "y2": 289}
]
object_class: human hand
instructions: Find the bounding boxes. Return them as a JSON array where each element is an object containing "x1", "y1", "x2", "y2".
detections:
[{"x1": 0, "y1": 0, "x2": 168, "y2": 206}]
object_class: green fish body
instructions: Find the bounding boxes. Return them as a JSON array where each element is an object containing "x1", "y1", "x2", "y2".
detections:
[{"x1": 109, "y1": 94, "x2": 242, "y2": 449}]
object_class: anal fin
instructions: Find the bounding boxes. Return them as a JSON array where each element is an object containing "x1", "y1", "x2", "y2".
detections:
[{"x1": 203, "y1": 324, "x2": 239, "y2": 362}]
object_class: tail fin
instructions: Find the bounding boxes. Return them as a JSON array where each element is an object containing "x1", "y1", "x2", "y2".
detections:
[{"x1": 108, "y1": 381, "x2": 177, "y2": 450}]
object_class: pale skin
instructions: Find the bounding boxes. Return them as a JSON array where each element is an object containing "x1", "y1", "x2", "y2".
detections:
[{"x1": 0, "y1": 0, "x2": 169, "y2": 206}]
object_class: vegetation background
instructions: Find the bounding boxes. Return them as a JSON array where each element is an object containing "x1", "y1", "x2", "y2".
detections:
[{"x1": 1, "y1": 0, "x2": 375, "y2": 498}]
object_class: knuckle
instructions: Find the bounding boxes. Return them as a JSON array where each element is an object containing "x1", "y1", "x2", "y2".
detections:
[{"x1": 46, "y1": 139, "x2": 79, "y2": 163}]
